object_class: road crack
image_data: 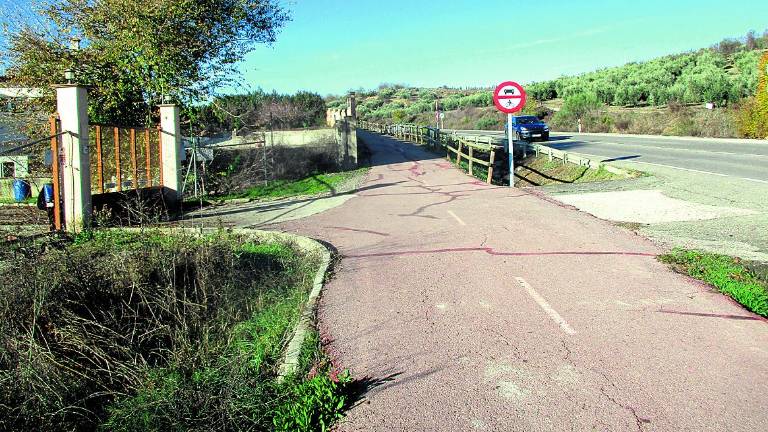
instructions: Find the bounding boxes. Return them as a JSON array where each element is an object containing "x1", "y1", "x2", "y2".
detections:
[
  {"x1": 594, "y1": 369, "x2": 650, "y2": 432},
  {"x1": 560, "y1": 339, "x2": 573, "y2": 364}
]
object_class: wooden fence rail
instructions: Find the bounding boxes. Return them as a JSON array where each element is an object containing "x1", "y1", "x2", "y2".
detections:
[
  {"x1": 90, "y1": 124, "x2": 163, "y2": 194},
  {"x1": 358, "y1": 121, "x2": 502, "y2": 184}
]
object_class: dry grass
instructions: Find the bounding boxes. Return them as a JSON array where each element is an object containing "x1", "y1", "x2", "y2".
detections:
[
  {"x1": 0, "y1": 229, "x2": 332, "y2": 431},
  {"x1": 514, "y1": 156, "x2": 634, "y2": 187}
]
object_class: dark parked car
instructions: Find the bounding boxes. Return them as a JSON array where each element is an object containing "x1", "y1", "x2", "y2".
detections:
[{"x1": 508, "y1": 115, "x2": 549, "y2": 141}]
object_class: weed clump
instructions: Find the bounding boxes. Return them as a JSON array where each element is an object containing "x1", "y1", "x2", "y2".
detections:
[{"x1": 659, "y1": 249, "x2": 768, "y2": 317}]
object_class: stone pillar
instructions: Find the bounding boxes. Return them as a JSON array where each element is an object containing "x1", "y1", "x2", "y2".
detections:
[
  {"x1": 336, "y1": 119, "x2": 358, "y2": 170},
  {"x1": 347, "y1": 92, "x2": 356, "y2": 120},
  {"x1": 55, "y1": 85, "x2": 91, "y2": 232},
  {"x1": 159, "y1": 104, "x2": 182, "y2": 205}
]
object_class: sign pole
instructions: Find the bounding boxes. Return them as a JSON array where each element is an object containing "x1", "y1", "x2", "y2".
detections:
[
  {"x1": 492, "y1": 80, "x2": 527, "y2": 188},
  {"x1": 508, "y1": 113, "x2": 514, "y2": 187}
]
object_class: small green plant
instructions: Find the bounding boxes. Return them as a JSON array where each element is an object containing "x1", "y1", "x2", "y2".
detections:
[
  {"x1": 659, "y1": 249, "x2": 768, "y2": 317},
  {"x1": 273, "y1": 371, "x2": 351, "y2": 432}
]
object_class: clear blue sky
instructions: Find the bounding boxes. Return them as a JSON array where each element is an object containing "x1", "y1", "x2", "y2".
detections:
[{"x1": 236, "y1": 0, "x2": 767, "y2": 97}]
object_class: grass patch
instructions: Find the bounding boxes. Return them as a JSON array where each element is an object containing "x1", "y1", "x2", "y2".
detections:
[
  {"x1": 0, "y1": 197, "x2": 35, "y2": 205},
  {"x1": 515, "y1": 155, "x2": 635, "y2": 187},
  {"x1": 216, "y1": 169, "x2": 367, "y2": 202},
  {"x1": 659, "y1": 249, "x2": 768, "y2": 317},
  {"x1": 0, "y1": 229, "x2": 351, "y2": 431}
]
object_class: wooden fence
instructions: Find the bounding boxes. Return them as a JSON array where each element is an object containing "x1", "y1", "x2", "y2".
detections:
[
  {"x1": 90, "y1": 124, "x2": 163, "y2": 194},
  {"x1": 358, "y1": 121, "x2": 502, "y2": 184}
]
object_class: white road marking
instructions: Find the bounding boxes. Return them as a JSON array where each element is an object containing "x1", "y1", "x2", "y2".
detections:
[
  {"x1": 594, "y1": 141, "x2": 768, "y2": 158},
  {"x1": 515, "y1": 277, "x2": 576, "y2": 335},
  {"x1": 633, "y1": 161, "x2": 768, "y2": 184},
  {"x1": 447, "y1": 210, "x2": 467, "y2": 226}
]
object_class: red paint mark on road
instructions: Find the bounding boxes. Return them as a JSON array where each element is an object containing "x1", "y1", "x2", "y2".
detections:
[
  {"x1": 388, "y1": 162, "x2": 425, "y2": 177},
  {"x1": 346, "y1": 247, "x2": 657, "y2": 259},
  {"x1": 407, "y1": 176, "x2": 427, "y2": 185},
  {"x1": 365, "y1": 173, "x2": 384, "y2": 183},
  {"x1": 397, "y1": 190, "x2": 468, "y2": 218},
  {"x1": 409, "y1": 163, "x2": 425, "y2": 177},
  {"x1": 325, "y1": 226, "x2": 390, "y2": 237}
]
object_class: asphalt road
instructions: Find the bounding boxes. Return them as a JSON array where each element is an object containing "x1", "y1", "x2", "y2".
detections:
[
  {"x1": 260, "y1": 131, "x2": 766, "y2": 431},
  {"x1": 452, "y1": 130, "x2": 768, "y2": 183}
]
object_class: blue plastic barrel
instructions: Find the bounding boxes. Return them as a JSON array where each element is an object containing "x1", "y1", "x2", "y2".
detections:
[
  {"x1": 42, "y1": 183, "x2": 54, "y2": 203},
  {"x1": 12, "y1": 179, "x2": 31, "y2": 202}
]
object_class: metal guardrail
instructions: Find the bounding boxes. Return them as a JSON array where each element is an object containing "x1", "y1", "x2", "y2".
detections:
[{"x1": 525, "y1": 142, "x2": 629, "y2": 175}]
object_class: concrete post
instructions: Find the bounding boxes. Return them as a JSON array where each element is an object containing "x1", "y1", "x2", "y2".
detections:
[
  {"x1": 159, "y1": 104, "x2": 182, "y2": 205},
  {"x1": 55, "y1": 85, "x2": 91, "y2": 232},
  {"x1": 347, "y1": 92, "x2": 356, "y2": 119}
]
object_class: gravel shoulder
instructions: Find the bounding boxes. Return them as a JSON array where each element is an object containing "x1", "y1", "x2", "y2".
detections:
[{"x1": 539, "y1": 154, "x2": 768, "y2": 262}]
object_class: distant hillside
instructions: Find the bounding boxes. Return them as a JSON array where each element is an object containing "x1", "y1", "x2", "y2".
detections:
[
  {"x1": 335, "y1": 30, "x2": 768, "y2": 138},
  {"x1": 526, "y1": 42, "x2": 765, "y2": 107}
]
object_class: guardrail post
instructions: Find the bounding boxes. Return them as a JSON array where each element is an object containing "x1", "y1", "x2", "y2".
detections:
[
  {"x1": 487, "y1": 149, "x2": 495, "y2": 184},
  {"x1": 55, "y1": 84, "x2": 92, "y2": 232}
]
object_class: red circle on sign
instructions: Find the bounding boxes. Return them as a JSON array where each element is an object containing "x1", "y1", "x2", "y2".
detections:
[{"x1": 493, "y1": 81, "x2": 527, "y2": 114}]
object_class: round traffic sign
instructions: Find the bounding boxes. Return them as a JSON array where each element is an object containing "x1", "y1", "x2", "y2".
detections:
[{"x1": 493, "y1": 81, "x2": 527, "y2": 114}]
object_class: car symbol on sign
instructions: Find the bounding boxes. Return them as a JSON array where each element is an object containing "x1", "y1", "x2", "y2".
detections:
[{"x1": 503, "y1": 89, "x2": 517, "y2": 95}]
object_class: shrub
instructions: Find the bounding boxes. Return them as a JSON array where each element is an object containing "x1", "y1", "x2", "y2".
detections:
[
  {"x1": 737, "y1": 52, "x2": 768, "y2": 138},
  {"x1": 418, "y1": 89, "x2": 438, "y2": 102},
  {"x1": 527, "y1": 81, "x2": 557, "y2": 101},
  {"x1": 394, "y1": 89, "x2": 412, "y2": 100},
  {"x1": 551, "y1": 92, "x2": 604, "y2": 131},
  {"x1": 456, "y1": 92, "x2": 493, "y2": 108},
  {"x1": 441, "y1": 96, "x2": 461, "y2": 111},
  {"x1": 392, "y1": 109, "x2": 407, "y2": 123},
  {"x1": 378, "y1": 87, "x2": 395, "y2": 99},
  {"x1": 475, "y1": 116, "x2": 501, "y2": 130}
]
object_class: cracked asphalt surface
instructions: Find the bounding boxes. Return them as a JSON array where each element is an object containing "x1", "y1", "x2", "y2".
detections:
[{"x1": 199, "y1": 131, "x2": 768, "y2": 431}]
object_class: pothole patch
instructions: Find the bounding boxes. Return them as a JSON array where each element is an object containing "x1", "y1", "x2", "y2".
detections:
[{"x1": 554, "y1": 189, "x2": 758, "y2": 224}]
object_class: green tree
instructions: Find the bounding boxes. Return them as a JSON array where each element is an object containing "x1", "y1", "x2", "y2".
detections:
[
  {"x1": 551, "y1": 92, "x2": 605, "y2": 132},
  {"x1": 4, "y1": 0, "x2": 290, "y2": 125}
]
